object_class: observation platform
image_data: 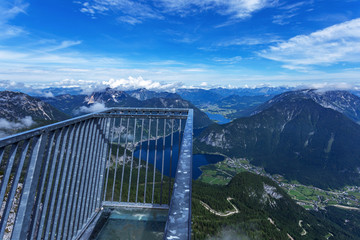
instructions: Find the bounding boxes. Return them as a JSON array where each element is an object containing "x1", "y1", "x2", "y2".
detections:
[{"x1": 0, "y1": 108, "x2": 193, "y2": 240}]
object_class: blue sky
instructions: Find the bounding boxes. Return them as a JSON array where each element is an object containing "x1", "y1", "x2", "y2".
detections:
[{"x1": 1, "y1": 0, "x2": 360, "y2": 92}]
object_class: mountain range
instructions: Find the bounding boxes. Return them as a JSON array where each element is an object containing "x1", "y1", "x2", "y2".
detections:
[
  {"x1": 0, "y1": 91, "x2": 69, "y2": 122},
  {"x1": 253, "y1": 89, "x2": 360, "y2": 124},
  {"x1": 195, "y1": 90, "x2": 360, "y2": 189},
  {"x1": 40, "y1": 88, "x2": 213, "y2": 129}
]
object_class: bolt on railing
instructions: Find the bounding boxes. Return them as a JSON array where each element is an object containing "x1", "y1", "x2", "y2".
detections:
[{"x1": 0, "y1": 108, "x2": 193, "y2": 240}]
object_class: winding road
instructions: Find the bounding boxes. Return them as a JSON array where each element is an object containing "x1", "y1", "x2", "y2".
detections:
[{"x1": 199, "y1": 197, "x2": 239, "y2": 217}]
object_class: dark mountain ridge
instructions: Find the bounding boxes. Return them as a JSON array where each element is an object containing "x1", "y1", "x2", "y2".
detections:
[
  {"x1": 253, "y1": 89, "x2": 360, "y2": 124},
  {"x1": 195, "y1": 90, "x2": 360, "y2": 188},
  {"x1": 0, "y1": 91, "x2": 69, "y2": 122},
  {"x1": 41, "y1": 88, "x2": 213, "y2": 129}
]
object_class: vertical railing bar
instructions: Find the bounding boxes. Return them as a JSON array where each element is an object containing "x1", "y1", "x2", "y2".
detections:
[
  {"x1": 135, "y1": 118, "x2": 144, "y2": 203},
  {"x1": 86, "y1": 118, "x2": 103, "y2": 220},
  {"x1": 152, "y1": 118, "x2": 159, "y2": 204},
  {"x1": 143, "y1": 118, "x2": 151, "y2": 203},
  {"x1": 73, "y1": 119, "x2": 94, "y2": 235},
  {"x1": 89, "y1": 117, "x2": 107, "y2": 218},
  {"x1": 80, "y1": 118, "x2": 100, "y2": 228},
  {"x1": 0, "y1": 143, "x2": 19, "y2": 211},
  {"x1": 0, "y1": 140, "x2": 29, "y2": 239},
  {"x1": 44, "y1": 127, "x2": 70, "y2": 240},
  {"x1": 96, "y1": 117, "x2": 112, "y2": 210},
  {"x1": 29, "y1": 131, "x2": 56, "y2": 239},
  {"x1": 178, "y1": 119, "x2": 182, "y2": 165},
  {"x1": 104, "y1": 117, "x2": 116, "y2": 201},
  {"x1": 127, "y1": 118, "x2": 137, "y2": 202},
  {"x1": 12, "y1": 132, "x2": 49, "y2": 240},
  {"x1": 92, "y1": 118, "x2": 107, "y2": 212},
  {"x1": 160, "y1": 118, "x2": 166, "y2": 205},
  {"x1": 119, "y1": 118, "x2": 130, "y2": 202},
  {"x1": 77, "y1": 119, "x2": 96, "y2": 232},
  {"x1": 68, "y1": 119, "x2": 91, "y2": 238},
  {"x1": 37, "y1": 128, "x2": 63, "y2": 239},
  {"x1": 0, "y1": 147, "x2": 4, "y2": 166},
  {"x1": 111, "y1": 118, "x2": 122, "y2": 202},
  {"x1": 168, "y1": 119, "x2": 174, "y2": 204},
  {"x1": 50, "y1": 124, "x2": 76, "y2": 239},
  {"x1": 63, "y1": 121, "x2": 87, "y2": 239},
  {"x1": 83, "y1": 118, "x2": 101, "y2": 222},
  {"x1": 56, "y1": 122, "x2": 81, "y2": 239}
]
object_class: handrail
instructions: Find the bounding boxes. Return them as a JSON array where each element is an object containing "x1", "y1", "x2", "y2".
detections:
[
  {"x1": 163, "y1": 109, "x2": 193, "y2": 240},
  {"x1": 0, "y1": 108, "x2": 189, "y2": 147},
  {"x1": 0, "y1": 108, "x2": 193, "y2": 240}
]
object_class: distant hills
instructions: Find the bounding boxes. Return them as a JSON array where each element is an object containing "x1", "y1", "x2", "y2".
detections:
[
  {"x1": 176, "y1": 87, "x2": 288, "y2": 119},
  {"x1": 192, "y1": 172, "x2": 358, "y2": 239},
  {"x1": 177, "y1": 86, "x2": 291, "y2": 105},
  {"x1": 195, "y1": 90, "x2": 360, "y2": 189},
  {"x1": 40, "y1": 88, "x2": 213, "y2": 129}
]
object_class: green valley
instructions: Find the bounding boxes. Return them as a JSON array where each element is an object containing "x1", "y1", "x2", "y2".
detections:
[
  {"x1": 192, "y1": 172, "x2": 359, "y2": 240},
  {"x1": 197, "y1": 156, "x2": 360, "y2": 211}
]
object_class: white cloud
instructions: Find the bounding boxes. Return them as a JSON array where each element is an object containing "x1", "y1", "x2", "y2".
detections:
[
  {"x1": 0, "y1": 46, "x2": 125, "y2": 67},
  {"x1": 0, "y1": 1, "x2": 28, "y2": 24},
  {"x1": 102, "y1": 76, "x2": 181, "y2": 92},
  {"x1": 44, "y1": 40, "x2": 82, "y2": 52},
  {"x1": 117, "y1": 16, "x2": 142, "y2": 25},
  {"x1": 213, "y1": 56, "x2": 242, "y2": 64},
  {"x1": 76, "y1": 0, "x2": 162, "y2": 24},
  {"x1": 76, "y1": 102, "x2": 108, "y2": 114},
  {"x1": 260, "y1": 18, "x2": 360, "y2": 67},
  {"x1": 300, "y1": 82, "x2": 357, "y2": 92},
  {"x1": 218, "y1": 37, "x2": 279, "y2": 47},
  {"x1": 272, "y1": 1, "x2": 311, "y2": 25},
  {"x1": 0, "y1": 116, "x2": 35, "y2": 130},
  {"x1": 43, "y1": 91, "x2": 54, "y2": 98},
  {"x1": 159, "y1": 0, "x2": 277, "y2": 19},
  {"x1": 0, "y1": 130, "x2": 9, "y2": 138},
  {"x1": 76, "y1": 0, "x2": 276, "y2": 24},
  {"x1": 0, "y1": 0, "x2": 29, "y2": 39}
]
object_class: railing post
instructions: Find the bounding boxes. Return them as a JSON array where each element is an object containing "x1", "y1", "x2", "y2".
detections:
[
  {"x1": 12, "y1": 132, "x2": 49, "y2": 239},
  {"x1": 164, "y1": 109, "x2": 193, "y2": 240}
]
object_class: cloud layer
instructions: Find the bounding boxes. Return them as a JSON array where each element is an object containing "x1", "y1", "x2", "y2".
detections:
[
  {"x1": 76, "y1": 0, "x2": 276, "y2": 24},
  {"x1": 0, "y1": 0, "x2": 29, "y2": 39},
  {"x1": 0, "y1": 116, "x2": 35, "y2": 130},
  {"x1": 0, "y1": 116, "x2": 35, "y2": 138},
  {"x1": 261, "y1": 18, "x2": 360, "y2": 67},
  {"x1": 75, "y1": 102, "x2": 108, "y2": 114},
  {"x1": 102, "y1": 76, "x2": 180, "y2": 92}
]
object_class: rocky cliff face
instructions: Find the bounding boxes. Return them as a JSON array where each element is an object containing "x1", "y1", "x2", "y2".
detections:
[
  {"x1": 0, "y1": 91, "x2": 69, "y2": 121},
  {"x1": 254, "y1": 89, "x2": 360, "y2": 124}
]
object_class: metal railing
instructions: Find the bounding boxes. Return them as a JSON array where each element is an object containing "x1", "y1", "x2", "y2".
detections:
[{"x1": 0, "y1": 108, "x2": 193, "y2": 240}]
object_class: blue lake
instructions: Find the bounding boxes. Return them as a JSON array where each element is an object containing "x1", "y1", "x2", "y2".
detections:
[
  {"x1": 205, "y1": 112, "x2": 231, "y2": 124},
  {"x1": 134, "y1": 132, "x2": 224, "y2": 180}
]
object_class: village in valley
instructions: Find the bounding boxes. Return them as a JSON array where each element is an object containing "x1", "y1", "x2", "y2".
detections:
[{"x1": 198, "y1": 157, "x2": 360, "y2": 211}]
